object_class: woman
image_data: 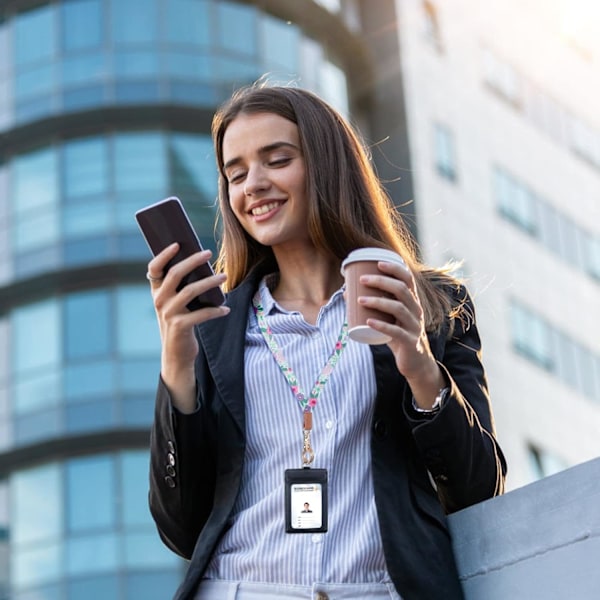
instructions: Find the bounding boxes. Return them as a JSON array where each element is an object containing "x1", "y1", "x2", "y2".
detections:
[{"x1": 146, "y1": 85, "x2": 506, "y2": 600}]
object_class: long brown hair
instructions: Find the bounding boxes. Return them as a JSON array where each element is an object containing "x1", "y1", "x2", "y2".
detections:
[{"x1": 211, "y1": 84, "x2": 462, "y2": 333}]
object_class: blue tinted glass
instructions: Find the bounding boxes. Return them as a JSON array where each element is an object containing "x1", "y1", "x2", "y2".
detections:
[
  {"x1": 124, "y1": 532, "x2": 180, "y2": 568},
  {"x1": 67, "y1": 455, "x2": 115, "y2": 531},
  {"x1": 62, "y1": 0, "x2": 103, "y2": 51},
  {"x1": 111, "y1": 0, "x2": 158, "y2": 44},
  {"x1": 125, "y1": 572, "x2": 183, "y2": 600},
  {"x1": 119, "y1": 358, "x2": 160, "y2": 393},
  {"x1": 64, "y1": 202, "x2": 111, "y2": 237},
  {"x1": 64, "y1": 136, "x2": 109, "y2": 198},
  {"x1": 14, "y1": 5, "x2": 56, "y2": 65},
  {"x1": 116, "y1": 287, "x2": 160, "y2": 355},
  {"x1": 120, "y1": 451, "x2": 151, "y2": 527},
  {"x1": 13, "y1": 147, "x2": 58, "y2": 213},
  {"x1": 69, "y1": 574, "x2": 119, "y2": 600},
  {"x1": 12, "y1": 463, "x2": 61, "y2": 545},
  {"x1": 114, "y1": 51, "x2": 159, "y2": 78},
  {"x1": 66, "y1": 399, "x2": 116, "y2": 432},
  {"x1": 15, "y1": 63, "x2": 56, "y2": 100},
  {"x1": 165, "y1": 0, "x2": 211, "y2": 46},
  {"x1": 65, "y1": 360, "x2": 115, "y2": 400},
  {"x1": 13, "y1": 207, "x2": 60, "y2": 252},
  {"x1": 260, "y1": 16, "x2": 299, "y2": 72},
  {"x1": 217, "y1": 2, "x2": 257, "y2": 55},
  {"x1": 14, "y1": 407, "x2": 62, "y2": 445},
  {"x1": 114, "y1": 133, "x2": 166, "y2": 193},
  {"x1": 62, "y1": 53, "x2": 106, "y2": 88},
  {"x1": 164, "y1": 51, "x2": 211, "y2": 80},
  {"x1": 14, "y1": 370, "x2": 61, "y2": 415},
  {"x1": 13, "y1": 542, "x2": 62, "y2": 588},
  {"x1": 65, "y1": 290, "x2": 111, "y2": 359},
  {"x1": 170, "y1": 133, "x2": 216, "y2": 200},
  {"x1": 13, "y1": 299, "x2": 60, "y2": 374},
  {"x1": 66, "y1": 532, "x2": 118, "y2": 575}
]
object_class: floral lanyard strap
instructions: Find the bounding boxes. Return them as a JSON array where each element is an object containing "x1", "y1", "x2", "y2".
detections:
[{"x1": 252, "y1": 290, "x2": 349, "y2": 467}]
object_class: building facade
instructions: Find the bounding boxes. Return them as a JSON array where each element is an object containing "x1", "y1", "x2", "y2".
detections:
[
  {"x1": 1, "y1": 0, "x2": 598, "y2": 598},
  {"x1": 0, "y1": 0, "x2": 406, "y2": 598},
  {"x1": 395, "y1": 0, "x2": 600, "y2": 489}
]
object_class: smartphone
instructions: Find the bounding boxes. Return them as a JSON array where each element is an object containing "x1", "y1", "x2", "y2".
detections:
[{"x1": 135, "y1": 196, "x2": 225, "y2": 310}]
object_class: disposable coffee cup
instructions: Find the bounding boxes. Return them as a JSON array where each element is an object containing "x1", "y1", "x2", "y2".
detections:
[{"x1": 341, "y1": 248, "x2": 406, "y2": 345}]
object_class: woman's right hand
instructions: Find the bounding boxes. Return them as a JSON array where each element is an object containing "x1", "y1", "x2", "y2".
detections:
[{"x1": 147, "y1": 243, "x2": 229, "y2": 412}]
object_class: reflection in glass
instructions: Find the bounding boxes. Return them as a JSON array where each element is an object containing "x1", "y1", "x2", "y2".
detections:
[
  {"x1": 14, "y1": 5, "x2": 56, "y2": 66},
  {"x1": 217, "y1": 1, "x2": 258, "y2": 56},
  {"x1": 116, "y1": 287, "x2": 161, "y2": 355},
  {"x1": 166, "y1": 0, "x2": 211, "y2": 47},
  {"x1": 67, "y1": 455, "x2": 115, "y2": 531},
  {"x1": 12, "y1": 464, "x2": 61, "y2": 545},
  {"x1": 62, "y1": 0, "x2": 103, "y2": 52},
  {"x1": 65, "y1": 290, "x2": 111, "y2": 359},
  {"x1": 13, "y1": 299, "x2": 60, "y2": 374},
  {"x1": 114, "y1": 133, "x2": 167, "y2": 193},
  {"x1": 111, "y1": 0, "x2": 158, "y2": 45}
]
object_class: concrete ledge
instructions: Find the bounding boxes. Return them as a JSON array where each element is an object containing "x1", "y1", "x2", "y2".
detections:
[{"x1": 448, "y1": 457, "x2": 600, "y2": 599}]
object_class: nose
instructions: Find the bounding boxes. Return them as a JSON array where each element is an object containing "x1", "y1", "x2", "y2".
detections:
[{"x1": 243, "y1": 165, "x2": 269, "y2": 196}]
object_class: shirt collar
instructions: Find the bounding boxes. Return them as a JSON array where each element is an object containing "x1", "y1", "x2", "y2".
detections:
[{"x1": 257, "y1": 273, "x2": 345, "y2": 316}]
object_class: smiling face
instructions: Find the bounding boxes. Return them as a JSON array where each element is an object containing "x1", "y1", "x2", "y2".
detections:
[{"x1": 221, "y1": 112, "x2": 311, "y2": 253}]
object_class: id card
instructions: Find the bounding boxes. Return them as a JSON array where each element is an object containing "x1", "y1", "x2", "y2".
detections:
[{"x1": 284, "y1": 468, "x2": 328, "y2": 533}]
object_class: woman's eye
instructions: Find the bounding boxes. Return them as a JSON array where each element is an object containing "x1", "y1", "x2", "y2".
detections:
[
  {"x1": 269, "y1": 157, "x2": 291, "y2": 167},
  {"x1": 228, "y1": 172, "x2": 245, "y2": 183}
]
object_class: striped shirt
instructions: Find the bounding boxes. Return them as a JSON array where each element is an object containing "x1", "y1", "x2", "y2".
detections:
[{"x1": 204, "y1": 275, "x2": 391, "y2": 585}]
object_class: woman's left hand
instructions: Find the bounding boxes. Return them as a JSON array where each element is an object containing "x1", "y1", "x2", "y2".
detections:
[{"x1": 358, "y1": 261, "x2": 446, "y2": 407}]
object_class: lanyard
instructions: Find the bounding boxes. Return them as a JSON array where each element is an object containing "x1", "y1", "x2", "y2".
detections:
[{"x1": 252, "y1": 290, "x2": 348, "y2": 466}]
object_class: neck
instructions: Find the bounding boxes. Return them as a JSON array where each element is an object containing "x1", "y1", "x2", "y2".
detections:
[{"x1": 269, "y1": 248, "x2": 344, "y2": 324}]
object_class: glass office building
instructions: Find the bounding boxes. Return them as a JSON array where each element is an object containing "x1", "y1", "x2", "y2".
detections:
[{"x1": 0, "y1": 1, "x2": 403, "y2": 598}]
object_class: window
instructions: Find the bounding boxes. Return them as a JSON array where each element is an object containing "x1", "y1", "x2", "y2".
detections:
[
  {"x1": 511, "y1": 300, "x2": 600, "y2": 402},
  {"x1": 434, "y1": 123, "x2": 457, "y2": 181},
  {"x1": 422, "y1": 0, "x2": 443, "y2": 52},
  {"x1": 510, "y1": 301, "x2": 553, "y2": 369},
  {"x1": 527, "y1": 443, "x2": 568, "y2": 481},
  {"x1": 12, "y1": 147, "x2": 60, "y2": 252},
  {"x1": 216, "y1": 1, "x2": 258, "y2": 57},
  {"x1": 494, "y1": 168, "x2": 537, "y2": 234},
  {"x1": 62, "y1": 0, "x2": 103, "y2": 52},
  {"x1": 165, "y1": 0, "x2": 211, "y2": 47},
  {"x1": 8, "y1": 451, "x2": 181, "y2": 595},
  {"x1": 261, "y1": 15, "x2": 300, "y2": 73},
  {"x1": 111, "y1": 0, "x2": 158, "y2": 45}
]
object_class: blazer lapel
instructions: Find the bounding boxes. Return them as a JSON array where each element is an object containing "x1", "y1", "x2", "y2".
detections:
[{"x1": 196, "y1": 275, "x2": 257, "y2": 435}]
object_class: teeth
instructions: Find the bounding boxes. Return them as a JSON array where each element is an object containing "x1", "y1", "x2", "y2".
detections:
[{"x1": 251, "y1": 202, "x2": 280, "y2": 216}]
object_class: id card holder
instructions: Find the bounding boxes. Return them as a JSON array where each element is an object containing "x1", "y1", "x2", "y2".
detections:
[{"x1": 284, "y1": 468, "x2": 328, "y2": 533}]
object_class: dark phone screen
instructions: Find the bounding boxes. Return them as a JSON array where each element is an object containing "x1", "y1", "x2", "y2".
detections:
[{"x1": 135, "y1": 197, "x2": 225, "y2": 309}]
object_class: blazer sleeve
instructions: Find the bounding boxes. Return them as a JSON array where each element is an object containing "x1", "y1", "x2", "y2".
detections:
[
  {"x1": 148, "y1": 375, "x2": 216, "y2": 559},
  {"x1": 405, "y1": 287, "x2": 507, "y2": 513}
]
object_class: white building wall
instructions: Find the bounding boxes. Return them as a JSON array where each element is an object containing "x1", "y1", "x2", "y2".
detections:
[{"x1": 395, "y1": 0, "x2": 600, "y2": 490}]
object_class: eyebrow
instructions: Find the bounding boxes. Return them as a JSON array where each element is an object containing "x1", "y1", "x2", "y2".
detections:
[{"x1": 223, "y1": 141, "x2": 300, "y2": 172}]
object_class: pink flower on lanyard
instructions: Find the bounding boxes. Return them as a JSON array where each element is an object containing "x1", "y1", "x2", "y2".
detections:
[{"x1": 308, "y1": 398, "x2": 317, "y2": 408}]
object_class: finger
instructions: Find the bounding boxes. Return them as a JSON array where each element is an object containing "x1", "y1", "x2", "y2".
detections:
[
  {"x1": 157, "y1": 249, "x2": 213, "y2": 295},
  {"x1": 359, "y1": 274, "x2": 419, "y2": 313},
  {"x1": 176, "y1": 273, "x2": 227, "y2": 309},
  {"x1": 376, "y1": 260, "x2": 414, "y2": 289},
  {"x1": 147, "y1": 243, "x2": 180, "y2": 284},
  {"x1": 360, "y1": 295, "x2": 421, "y2": 330}
]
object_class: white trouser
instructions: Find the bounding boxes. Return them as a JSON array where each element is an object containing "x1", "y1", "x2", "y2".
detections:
[{"x1": 193, "y1": 579, "x2": 402, "y2": 599}]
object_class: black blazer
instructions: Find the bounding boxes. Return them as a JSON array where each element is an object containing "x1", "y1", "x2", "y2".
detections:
[{"x1": 149, "y1": 267, "x2": 506, "y2": 600}]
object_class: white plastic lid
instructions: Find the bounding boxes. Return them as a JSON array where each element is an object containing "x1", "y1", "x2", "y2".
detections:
[
  {"x1": 348, "y1": 325, "x2": 392, "y2": 345},
  {"x1": 341, "y1": 247, "x2": 405, "y2": 274}
]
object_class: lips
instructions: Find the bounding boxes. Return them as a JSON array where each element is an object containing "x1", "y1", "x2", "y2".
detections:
[{"x1": 249, "y1": 200, "x2": 285, "y2": 216}]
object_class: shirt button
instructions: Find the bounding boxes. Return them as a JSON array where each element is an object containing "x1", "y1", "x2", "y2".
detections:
[
  {"x1": 311, "y1": 534, "x2": 322, "y2": 544},
  {"x1": 325, "y1": 420, "x2": 334, "y2": 430},
  {"x1": 315, "y1": 592, "x2": 329, "y2": 600},
  {"x1": 164, "y1": 476, "x2": 176, "y2": 488}
]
